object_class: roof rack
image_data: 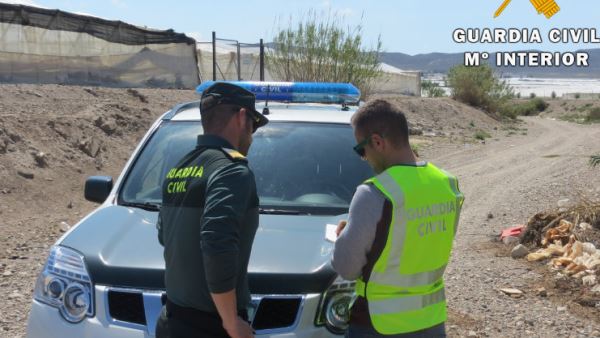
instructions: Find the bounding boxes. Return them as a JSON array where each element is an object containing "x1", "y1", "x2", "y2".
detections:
[{"x1": 162, "y1": 101, "x2": 200, "y2": 120}]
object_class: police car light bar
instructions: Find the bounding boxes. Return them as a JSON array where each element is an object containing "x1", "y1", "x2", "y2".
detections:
[{"x1": 196, "y1": 81, "x2": 361, "y2": 105}]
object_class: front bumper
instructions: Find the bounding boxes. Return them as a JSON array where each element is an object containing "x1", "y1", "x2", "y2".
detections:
[
  {"x1": 27, "y1": 299, "x2": 147, "y2": 338},
  {"x1": 26, "y1": 286, "x2": 337, "y2": 338}
]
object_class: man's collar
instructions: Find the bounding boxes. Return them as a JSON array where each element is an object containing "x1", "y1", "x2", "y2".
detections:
[{"x1": 197, "y1": 134, "x2": 234, "y2": 149}]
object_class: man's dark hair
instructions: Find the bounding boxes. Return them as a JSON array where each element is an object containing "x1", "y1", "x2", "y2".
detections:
[
  {"x1": 351, "y1": 99, "x2": 409, "y2": 146},
  {"x1": 201, "y1": 104, "x2": 241, "y2": 133}
]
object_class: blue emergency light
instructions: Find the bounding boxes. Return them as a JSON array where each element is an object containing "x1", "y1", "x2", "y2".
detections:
[{"x1": 196, "y1": 81, "x2": 361, "y2": 105}]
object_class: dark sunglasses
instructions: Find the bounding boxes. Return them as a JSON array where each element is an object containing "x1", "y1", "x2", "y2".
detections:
[
  {"x1": 247, "y1": 113, "x2": 259, "y2": 134},
  {"x1": 353, "y1": 134, "x2": 373, "y2": 157},
  {"x1": 234, "y1": 107, "x2": 259, "y2": 134}
]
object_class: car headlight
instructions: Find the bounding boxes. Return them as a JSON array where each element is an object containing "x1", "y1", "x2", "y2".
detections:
[
  {"x1": 34, "y1": 246, "x2": 94, "y2": 323},
  {"x1": 316, "y1": 278, "x2": 356, "y2": 334}
]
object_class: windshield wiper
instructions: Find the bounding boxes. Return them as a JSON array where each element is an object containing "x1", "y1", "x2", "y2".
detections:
[
  {"x1": 120, "y1": 201, "x2": 161, "y2": 212},
  {"x1": 259, "y1": 208, "x2": 310, "y2": 215}
]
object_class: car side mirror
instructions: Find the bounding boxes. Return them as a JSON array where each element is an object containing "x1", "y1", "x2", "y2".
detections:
[{"x1": 85, "y1": 176, "x2": 113, "y2": 203}]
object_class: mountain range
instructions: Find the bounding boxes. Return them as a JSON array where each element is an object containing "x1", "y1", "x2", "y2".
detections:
[{"x1": 380, "y1": 49, "x2": 600, "y2": 78}]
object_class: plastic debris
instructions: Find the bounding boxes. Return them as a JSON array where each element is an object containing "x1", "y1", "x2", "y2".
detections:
[
  {"x1": 500, "y1": 225, "x2": 525, "y2": 241},
  {"x1": 582, "y1": 275, "x2": 597, "y2": 287}
]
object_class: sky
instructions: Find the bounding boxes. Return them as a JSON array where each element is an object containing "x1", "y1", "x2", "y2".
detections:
[{"x1": 2, "y1": 0, "x2": 600, "y2": 55}]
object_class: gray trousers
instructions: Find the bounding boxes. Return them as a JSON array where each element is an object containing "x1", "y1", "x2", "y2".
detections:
[{"x1": 345, "y1": 323, "x2": 446, "y2": 338}]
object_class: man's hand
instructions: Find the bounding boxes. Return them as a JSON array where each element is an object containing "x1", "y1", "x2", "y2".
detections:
[
  {"x1": 223, "y1": 316, "x2": 254, "y2": 338},
  {"x1": 211, "y1": 290, "x2": 254, "y2": 338},
  {"x1": 335, "y1": 220, "x2": 347, "y2": 237}
]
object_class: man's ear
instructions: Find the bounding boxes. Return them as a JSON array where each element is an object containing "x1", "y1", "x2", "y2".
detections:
[
  {"x1": 239, "y1": 108, "x2": 250, "y2": 128},
  {"x1": 372, "y1": 133, "x2": 385, "y2": 149}
]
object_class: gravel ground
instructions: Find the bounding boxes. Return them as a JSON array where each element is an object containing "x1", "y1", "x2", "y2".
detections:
[{"x1": 425, "y1": 117, "x2": 600, "y2": 338}]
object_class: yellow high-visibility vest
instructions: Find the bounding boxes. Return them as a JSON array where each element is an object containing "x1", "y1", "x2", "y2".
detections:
[{"x1": 355, "y1": 163, "x2": 464, "y2": 334}]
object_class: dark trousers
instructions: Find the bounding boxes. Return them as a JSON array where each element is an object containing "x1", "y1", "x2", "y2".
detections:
[
  {"x1": 345, "y1": 323, "x2": 446, "y2": 338},
  {"x1": 156, "y1": 300, "x2": 249, "y2": 338}
]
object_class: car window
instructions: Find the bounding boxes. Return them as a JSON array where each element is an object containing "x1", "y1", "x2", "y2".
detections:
[
  {"x1": 120, "y1": 122, "x2": 201, "y2": 203},
  {"x1": 119, "y1": 120, "x2": 373, "y2": 215}
]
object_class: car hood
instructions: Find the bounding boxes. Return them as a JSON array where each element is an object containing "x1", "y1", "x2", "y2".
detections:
[{"x1": 60, "y1": 205, "x2": 343, "y2": 293}]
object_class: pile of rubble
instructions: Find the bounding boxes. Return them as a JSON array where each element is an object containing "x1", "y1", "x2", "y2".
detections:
[
  {"x1": 513, "y1": 199, "x2": 600, "y2": 293},
  {"x1": 527, "y1": 220, "x2": 600, "y2": 290}
]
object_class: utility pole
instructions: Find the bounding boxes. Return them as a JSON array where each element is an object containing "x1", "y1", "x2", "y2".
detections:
[
  {"x1": 259, "y1": 39, "x2": 264, "y2": 81},
  {"x1": 237, "y1": 42, "x2": 241, "y2": 80},
  {"x1": 212, "y1": 31, "x2": 216, "y2": 81}
]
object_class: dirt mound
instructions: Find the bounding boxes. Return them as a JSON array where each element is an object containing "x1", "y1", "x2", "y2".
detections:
[
  {"x1": 0, "y1": 84, "x2": 197, "y2": 337},
  {"x1": 372, "y1": 95, "x2": 506, "y2": 141},
  {"x1": 541, "y1": 98, "x2": 600, "y2": 121}
]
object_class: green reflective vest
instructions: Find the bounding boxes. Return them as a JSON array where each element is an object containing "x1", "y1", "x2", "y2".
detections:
[{"x1": 355, "y1": 163, "x2": 464, "y2": 335}]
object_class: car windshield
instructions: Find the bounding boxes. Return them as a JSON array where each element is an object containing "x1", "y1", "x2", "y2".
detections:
[{"x1": 119, "y1": 120, "x2": 373, "y2": 215}]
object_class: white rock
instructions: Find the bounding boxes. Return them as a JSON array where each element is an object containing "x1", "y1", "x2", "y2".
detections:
[
  {"x1": 500, "y1": 288, "x2": 524, "y2": 297},
  {"x1": 503, "y1": 236, "x2": 520, "y2": 245},
  {"x1": 582, "y1": 242, "x2": 597, "y2": 255},
  {"x1": 511, "y1": 244, "x2": 529, "y2": 259},
  {"x1": 583, "y1": 275, "x2": 597, "y2": 286},
  {"x1": 557, "y1": 199, "x2": 570, "y2": 208},
  {"x1": 467, "y1": 331, "x2": 477, "y2": 337},
  {"x1": 591, "y1": 285, "x2": 600, "y2": 294},
  {"x1": 59, "y1": 221, "x2": 70, "y2": 232},
  {"x1": 557, "y1": 306, "x2": 567, "y2": 312},
  {"x1": 8, "y1": 292, "x2": 23, "y2": 300},
  {"x1": 579, "y1": 223, "x2": 593, "y2": 231}
]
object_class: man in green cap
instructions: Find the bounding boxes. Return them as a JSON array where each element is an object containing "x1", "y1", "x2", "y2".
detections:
[{"x1": 156, "y1": 82, "x2": 268, "y2": 338}]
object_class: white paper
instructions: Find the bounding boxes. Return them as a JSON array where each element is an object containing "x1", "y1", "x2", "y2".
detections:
[{"x1": 325, "y1": 224, "x2": 338, "y2": 243}]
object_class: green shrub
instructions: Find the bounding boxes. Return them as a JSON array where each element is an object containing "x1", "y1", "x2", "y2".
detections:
[
  {"x1": 591, "y1": 155, "x2": 600, "y2": 167},
  {"x1": 575, "y1": 93, "x2": 581, "y2": 99},
  {"x1": 447, "y1": 64, "x2": 514, "y2": 114},
  {"x1": 551, "y1": 91, "x2": 557, "y2": 99},
  {"x1": 516, "y1": 92, "x2": 521, "y2": 99},
  {"x1": 499, "y1": 98, "x2": 549, "y2": 117},
  {"x1": 530, "y1": 93, "x2": 536, "y2": 99},
  {"x1": 577, "y1": 103, "x2": 593, "y2": 112},
  {"x1": 421, "y1": 80, "x2": 445, "y2": 97},
  {"x1": 474, "y1": 130, "x2": 491, "y2": 140},
  {"x1": 588, "y1": 107, "x2": 600, "y2": 122},
  {"x1": 268, "y1": 10, "x2": 382, "y2": 96},
  {"x1": 532, "y1": 98, "x2": 549, "y2": 112}
]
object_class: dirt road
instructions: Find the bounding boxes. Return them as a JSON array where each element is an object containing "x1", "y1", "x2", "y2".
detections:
[{"x1": 431, "y1": 117, "x2": 600, "y2": 337}]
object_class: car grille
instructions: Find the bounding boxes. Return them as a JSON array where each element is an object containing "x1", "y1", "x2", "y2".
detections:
[
  {"x1": 108, "y1": 290, "x2": 146, "y2": 325},
  {"x1": 252, "y1": 296, "x2": 302, "y2": 330}
]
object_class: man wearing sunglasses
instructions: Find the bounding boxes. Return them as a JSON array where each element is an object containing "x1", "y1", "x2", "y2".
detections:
[
  {"x1": 156, "y1": 82, "x2": 268, "y2": 338},
  {"x1": 332, "y1": 99, "x2": 464, "y2": 337}
]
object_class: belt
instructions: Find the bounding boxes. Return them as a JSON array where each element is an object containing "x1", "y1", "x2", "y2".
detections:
[{"x1": 166, "y1": 299, "x2": 249, "y2": 322}]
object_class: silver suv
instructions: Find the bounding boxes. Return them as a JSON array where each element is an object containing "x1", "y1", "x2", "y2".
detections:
[{"x1": 26, "y1": 82, "x2": 370, "y2": 337}]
